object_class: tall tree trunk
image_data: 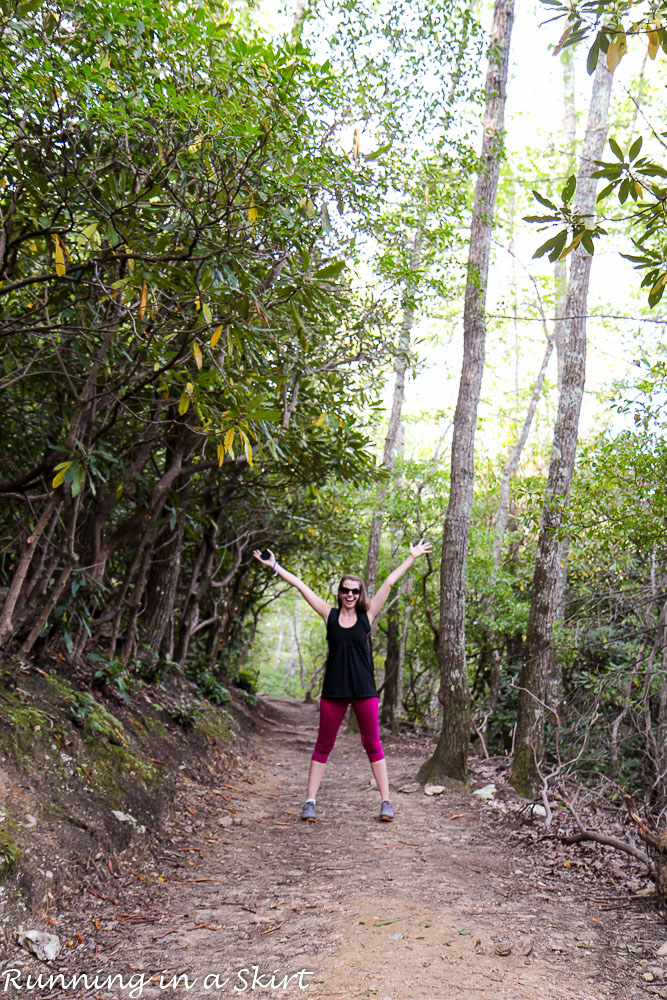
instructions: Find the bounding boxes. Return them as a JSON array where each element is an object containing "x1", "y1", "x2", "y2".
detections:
[
  {"x1": 492, "y1": 337, "x2": 555, "y2": 566},
  {"x1": 511, "y1": 60, "x2": 614, "y2": 797},
  {"x1": 481, "y1": 334, "x2": 554, "y2": 724},
  {"x1": 554, "y1": 48, "x2": 576, "y2": 391},
  {"x1": 365, "y1": 232, "x2": 422, "y2": 596},
  {"x1": 545, "y1": 47, "x2": 578, "y2": 709},
  {"x1": 418, "y1": 0, "x2": 514, "y2": 783}
]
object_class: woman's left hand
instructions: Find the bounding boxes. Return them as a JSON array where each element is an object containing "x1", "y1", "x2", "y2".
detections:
[
  {"x1": 253, "y1": 548, "x2": 275, "y2": 567},
  {"x1": 410, "y1": 538, "x2": 432, "y2": 560}
]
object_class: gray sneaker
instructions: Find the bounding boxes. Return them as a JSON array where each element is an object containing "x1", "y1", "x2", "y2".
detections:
[
  {"x1": 380, "y1": 800, "x2": 394, "y2": 822},
  {"x1": 301, "y1": 800, "x2": 316, "y2": 822}
]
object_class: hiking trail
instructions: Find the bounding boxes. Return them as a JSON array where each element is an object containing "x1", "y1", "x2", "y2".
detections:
[{"x1": 10, "y1": 696, "x2": 667, "y2": 1000}]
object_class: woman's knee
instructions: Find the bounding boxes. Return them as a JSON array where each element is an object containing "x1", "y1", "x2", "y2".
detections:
[
  {"x1": 360, "y1": 733, "x2": 384, "y2": 762},
  {"x1": 312, "y1": 741, "x2": 334, "y2": 764}
]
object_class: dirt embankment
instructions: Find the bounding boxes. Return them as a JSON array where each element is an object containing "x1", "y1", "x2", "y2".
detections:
[
  {"x1": 0, "y1": 666, "x2": 240, "y2": 944},
  {"x1": 2, "y1": 692, "x2": 667, "y2": 999}
]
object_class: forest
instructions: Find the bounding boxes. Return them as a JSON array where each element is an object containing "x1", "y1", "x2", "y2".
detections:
[{"x1": 1, "y1": 0, "x2": 667, "y2": 897}]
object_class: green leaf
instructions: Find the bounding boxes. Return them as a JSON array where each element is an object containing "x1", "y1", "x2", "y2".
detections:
[
  {"x1": 17, "y1": 0, "x2": 45, "y2": 15},
  {"x1": 313, "y1": 261, "x2": 346, "y2": 280},
  {"x1": 591, "y1": 166, "x2": 621, "y2": 179},
  {"x1": 608, "y1": 138, "x2": 624, "y2": 162},
  {"x1": 523, "y1": 214, "x2": 560, "y2": 223},
  {"x1": 320, "y1": 201, "x2": 331, "y2": 236},
  {"x1": 71, "y1": 463, "x2": 85, "y2": 498},
  {"x1": 547, "y1": 229, "x2": 569, "y2": 262},
  {"x1": 364, "y1": 141, "x2": 393, "y2": 162},
  {"x1": 628, "y1": 137, "x2": 643, "y2": 162},
  {"x1": 581, "y1": 232, "x2": 595, "y2": 254},
  {"x1": 639, "y1": 165, "x2": 667, "y2": 178},
  {"x1": 246, "y1": 408, "x2": 281, "y2": 422},
  {"x1": 531, "y1": 190, "x2": 559, "y2": 212},
  {"x1": 533, "y1": 231, "x2": 565, "y2": 260},
  {"x1": 596, "y1": 180, "x2": 619, "y2": 203},
  {"x1": 648, "y1": 273, "x2": 667, "y2": 307},
  {"x1": 561, "y1": 175, "x2": 576, "y2": 204},
  {"x1": 586, "y1": 34, "x2": 601, "y2": 74}
]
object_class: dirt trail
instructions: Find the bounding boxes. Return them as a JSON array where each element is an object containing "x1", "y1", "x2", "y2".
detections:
[{"x1": 10, "y1": 696, "x2": 667, "y2": 999}]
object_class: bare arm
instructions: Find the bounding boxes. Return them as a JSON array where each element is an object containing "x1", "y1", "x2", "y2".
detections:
[
  {"x1": 253, "y1": 549, "x2": 331, "y2": 623},
  {"x1": 368, "y1": 538, "x2": 432, "y2": 623}
]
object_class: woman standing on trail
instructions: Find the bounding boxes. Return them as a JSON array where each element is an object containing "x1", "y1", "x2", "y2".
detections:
[{"x1": 253, "y1": 540, "x2": 431, "y2": 823}]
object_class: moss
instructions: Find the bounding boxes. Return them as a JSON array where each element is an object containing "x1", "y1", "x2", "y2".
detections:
[
  {"x1": 509, "y1": 745, "x2": 539, "y2": 798},
  {"x1": 78, "y1": 736, "x2": 158, "y2": 805},
  {"x1": 43, "y1": 673, "x2": 78, "y2": 700},
  {"x1": 0, "y1": 689, "x2": 52, "y2": 757},
  {"x1": 143, "y1": 715, "x2": 168, "y2": 737},
  {"x1": 0, "y1": 828, "x2": 20, "y2": 878},
  {"x1": 196, "y1": 705, "x2": 234, "y2": 747},
  {"x1": 24, "y1": 675, "x2": 158, "y2": 798},
  {"x1": 44, "y1": 673, "x2": 127, "y2": 743}
]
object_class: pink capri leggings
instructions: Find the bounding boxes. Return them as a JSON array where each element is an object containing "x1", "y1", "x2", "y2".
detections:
[{"x1": 312, "y1": 697, "x2": 384, "y2": 764}]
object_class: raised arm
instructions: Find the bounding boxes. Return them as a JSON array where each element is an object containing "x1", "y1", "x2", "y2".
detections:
[
  {"x1": 253, "y1": 549, "x2": 331, "y2": 623},
  {"x1": 368, "y1": 538, "x2": 432, "y2": 623}
]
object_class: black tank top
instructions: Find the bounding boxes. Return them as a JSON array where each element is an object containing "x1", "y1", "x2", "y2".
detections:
[{"x1": 321, "y1": 608, "x2": 377, "y2": 699}]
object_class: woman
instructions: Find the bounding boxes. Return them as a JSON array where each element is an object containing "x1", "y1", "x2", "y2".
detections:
[{"x1": 253, "y1": 540, "x2": 431, "y2": 823}]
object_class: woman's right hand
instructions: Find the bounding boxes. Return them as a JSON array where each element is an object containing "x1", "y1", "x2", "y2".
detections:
[{"x1": 253, "y1": 548, "x2": 275, "y2": 567}]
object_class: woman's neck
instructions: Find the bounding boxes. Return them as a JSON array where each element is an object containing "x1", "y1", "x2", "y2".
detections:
[{"x1": 338, "y1": 606, "x2": 358, "y2": 625}]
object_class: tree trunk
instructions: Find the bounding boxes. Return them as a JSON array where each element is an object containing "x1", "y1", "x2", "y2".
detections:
[
  {"x1": 12, "y1": 503, "x2": 61, "y2": 629},
  {"x1": 17, "y1": 490, "x2": 83, "y2": 659},
  {"x1": 480, "y1": 336, "x2": 554, "y2": 725},
  {"x1": 119, "y1": 537, "x2": 155, "y2": 665},
  {"x1": 493, "y1": 336, "x2": 555, "y2": 566},
  {"x1": 0, "y1": 495, "x2": 60, "y2": 646},
  {"x1": 511, "y1": 60, "x2": 614, "y2": 797},
  {"x1": 365, "y1": 231, "x2": 422, "y2": 596},
  {"x1": 172, "y1": 491, "x2": 235, "y2": 668},
  {"x1": 545, "y1": 48, "x2": 578, "y2": 708},
  {"x1": 418, "y1": 0, "x2": 514, "y2": 783},
  {"x1": 141, "y1": 518, "x2": 184, "y2": 674}
]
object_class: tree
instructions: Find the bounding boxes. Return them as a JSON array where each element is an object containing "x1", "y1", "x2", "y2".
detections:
[
  {"x1": 0, "y1": 0, "x2": 391, "y2": 680},
  {"x1": 527, "y1": 0, "x2": 667, "y2": 305},
  {"x1": 364, "y1": 231, "x2": 422, "y2": 597},
  {"x1": 419, "y1": 0, "x2": 515, "y2": 782},
  {"x1": 511, "y1": 59, "x2": 615, "y2": 797}
]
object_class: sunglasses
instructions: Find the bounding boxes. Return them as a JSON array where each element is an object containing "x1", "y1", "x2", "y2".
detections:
[{"x1": 340, "y1": 586, "x2": 361, "y2": 596}]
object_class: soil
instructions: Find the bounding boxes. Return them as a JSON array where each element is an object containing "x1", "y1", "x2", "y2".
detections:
[{"x1": 3, "y1": 695, "x2": 667, "y2": 1000}]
